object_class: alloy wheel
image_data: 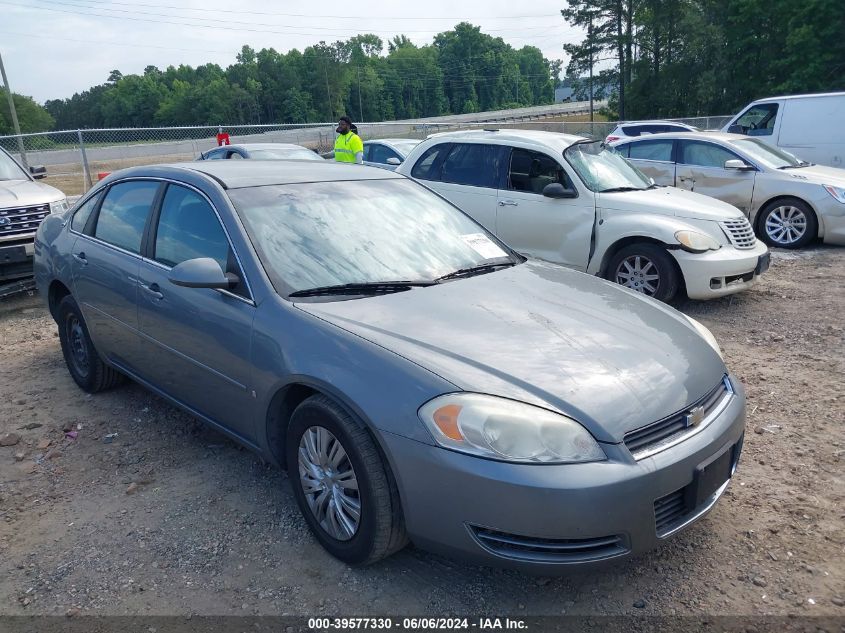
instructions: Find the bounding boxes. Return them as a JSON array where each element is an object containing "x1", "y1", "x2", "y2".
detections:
[
  {"x1": 765, "y1": 205, "x2": 807, "y2": 246},
  {"x1": 298, "y1": 426, "x2": 361, "y2": 541},
  {"x1": 615, "y1": 255, "x2": 661, "y2": 296}
]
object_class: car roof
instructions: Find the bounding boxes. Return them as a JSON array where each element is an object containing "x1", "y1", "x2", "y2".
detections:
[
  {"x1": 424, "y1": 129, "x2": 585, "y2": 152},
  {"x1": 613, "y1": 131, "x2": 747, "y2": 143},
  {"x1": 212, "y1": 143, "x2": 312, "y2": 151},
  {"x1": 748, "y1": 91, "x2": 845, "y2": 103},
  {"x1": 365, "y1": 138, "x2": 419, "y2": 145},
  {"x1": 110, "y1": 161, "x2": 404, "y2": 190}
]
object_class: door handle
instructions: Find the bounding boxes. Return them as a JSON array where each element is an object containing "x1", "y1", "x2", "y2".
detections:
[
  {"x1": 72, "y1": 252, "x2": 87, "y2": 265},
  {"x1": 498, "y1": 199, "x2": 518, "y2": 207},
  {"x1": 140, "y1": 282, "x2": 164, "y2": 300}
]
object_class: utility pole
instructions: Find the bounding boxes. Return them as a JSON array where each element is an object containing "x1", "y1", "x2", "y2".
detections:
[
  {"x1": 324, "y1": 62, "x2": 333, "y2": 121},
  {"x1": 0, "y1": 51, "x2": 28, "y2": 168},
  {"x1": 357, "y1": 65, "x2": 364, "y2": 122},
  {"x1": 588, "y1": 13, "x2": 594, "y2": 123}
]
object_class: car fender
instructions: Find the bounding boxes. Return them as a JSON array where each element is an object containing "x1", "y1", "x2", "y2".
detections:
[{"x1": 588, "y1": 212, "x2": 702, "y2": 275}]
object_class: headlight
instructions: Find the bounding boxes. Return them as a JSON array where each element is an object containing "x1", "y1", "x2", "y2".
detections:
[
  {"x1": 418, "y1": 394, "x2": 606, "y2": 464},
  {"x1": 823, "y1": 184, "x2": 845, "y2": 204},
  {"x1": 685, "y1": 315, "x2": 723, "y2": 359},
  {"x1": 675, "y1": 230, "x2": 721, "y2": 253},
  {"x1": 49, "y1": 198, "x2": 69, "y2": 214}
]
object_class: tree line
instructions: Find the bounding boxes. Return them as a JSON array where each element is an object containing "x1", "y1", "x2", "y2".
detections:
[
  {"x1": 562, "y1": 0, "x2": 845, "y2": 119},
  {"x1": 0, "y1": 23, "x2": 560, "y2": 134}
]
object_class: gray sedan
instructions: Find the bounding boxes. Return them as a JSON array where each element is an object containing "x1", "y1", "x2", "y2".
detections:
[
  {"x1": 198, "y1": 143, "x2": 322, "y2": 161},
  {"x1": 612, "y1": 132, "x2": 845, "y2": 248},
  {"x1": 34, "y1": 161, "x2": 746, "y2": 571},
  {"x1": 363, "y1": 138, "x2": 420, "y2": 170}
]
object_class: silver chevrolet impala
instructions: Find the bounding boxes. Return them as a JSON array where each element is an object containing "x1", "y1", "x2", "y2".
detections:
[{"x1": 34, "y1": 161, "x2": 746, "y2": 572}]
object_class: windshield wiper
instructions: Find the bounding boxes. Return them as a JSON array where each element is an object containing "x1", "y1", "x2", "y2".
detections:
[
  {"x1": 289, "y1": 280, "x2": 434, "y2": 298},
  {"x1": 777, "y1": 162, "x2": 813, "y2": 169},
  {"x1": 599, "y1": 186, "x2": 646, "y2": 193},
  {"x1": 435, "y1": 261, "x2": 516, "y2": 282}
]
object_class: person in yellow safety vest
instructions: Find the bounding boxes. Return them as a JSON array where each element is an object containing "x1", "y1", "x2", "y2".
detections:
[{"x1": 334, "y1": 116, "x2": 364, "y2": 164}]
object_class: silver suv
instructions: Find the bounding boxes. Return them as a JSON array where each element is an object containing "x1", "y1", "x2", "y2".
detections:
[{"x1": 0, "y1": 147, "x2": 68, "y2": 282}]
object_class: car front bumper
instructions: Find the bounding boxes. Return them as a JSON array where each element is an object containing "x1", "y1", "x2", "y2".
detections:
[
  {"x1": 672, "y1": 240, "x2": 769, "y2": 300},
  {"x1": 381, "y1": 377, "x2": 746, "y2": 573},
  {"x1": 0, "y1": 240, "x2": 35, "y2": 282}
]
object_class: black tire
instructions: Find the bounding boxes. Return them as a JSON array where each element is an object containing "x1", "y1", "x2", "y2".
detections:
[
  {"x1": 56, "y1": 295, "x2": 124, "y2": 393},
  {"x1": 286, "y1": 394, "x2": 407, "y2": 565},
  {"x1": 606, "y1": 243, "x2": 680, "y2": 303},
  {"x1": 757, "y1": 198, "x2": 817, "y2": 249}
]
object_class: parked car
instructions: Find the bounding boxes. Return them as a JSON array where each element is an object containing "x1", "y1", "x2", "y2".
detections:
[
  {"x1": 198, "y1": 143, "x2": 322, "y2": 161},
  {"x1": 0, "y1": 146, "x2": 68, "y2": 283},
  {"x1": 605, "y1": 120, "x2": 698, "y2": 144},
  {"x1": 363, "y1": 138, "x2": 420, "y2": 170},
  {"x1": 397, "y1": 129, "x2": 769, "y2": 302},
  {"x1": 611, "y1": 132, "x2": 845, "y2": 249},
  {"x1": 721, "y1": 92, "x2": 845, "y2": 168},
  {"x1": 34, "y1": 160, "x2": 746, "y2": 572}
]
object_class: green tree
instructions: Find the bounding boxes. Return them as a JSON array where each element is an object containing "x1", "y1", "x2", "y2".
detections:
[{"x1": 0, "y1": 92, "x2": 55, "y2": 134}]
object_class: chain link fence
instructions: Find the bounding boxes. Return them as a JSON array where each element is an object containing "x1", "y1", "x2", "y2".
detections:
[{"x1": 0, "y1": 115, "x2": 732, "y2": 198}]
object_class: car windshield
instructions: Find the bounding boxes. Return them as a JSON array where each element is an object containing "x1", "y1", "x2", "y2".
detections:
[
  {"x1": 730, "y1": 138, "x2": 807, "y2": 169},
  {"x1": 228, "y1": 178, "x2": 516, "y2": 297},
  {"x1": 392, "y1": 141, "x2": 420, "y2": 157},
  {"x1": 564, "y1": 140, "x2": 652, "y2": 192},
  {"x1": 249, "y1": 148, "x2": 321, "y2": 161},
  {"x1": 0, "y1": 150, "x2": 29, "y2": 181}
]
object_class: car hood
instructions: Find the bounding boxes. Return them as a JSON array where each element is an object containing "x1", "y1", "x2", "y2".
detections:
[
  {"x1": 597, "y1": 186, "x2": 745, "y2": 222},
  {"x1": 296, "y1": 261, "x2": 727, "y2": 443},
  {"x1": 778, "y1": 164, "x2": 845, "y2": 187},
  {"x1": 0, "y1": 179, "x2": 64, "y2": 209}
]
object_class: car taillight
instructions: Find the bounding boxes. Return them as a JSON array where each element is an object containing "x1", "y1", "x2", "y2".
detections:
[{"x1": 605, "y1": 136, "x2": 620, "y2": 143}]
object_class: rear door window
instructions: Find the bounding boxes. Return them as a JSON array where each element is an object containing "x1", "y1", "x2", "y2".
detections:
[
  {"x1": 440, "y1": 143, "x2": 500, "y2": 188},
  {"x1": 94, "y1": 181, "x2": 160, "y2": 253},
  {"x1": 628, "y1": 140, "x2": 674, "y2": 162}
]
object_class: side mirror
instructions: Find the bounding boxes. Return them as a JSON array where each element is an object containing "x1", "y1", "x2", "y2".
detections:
[
  {"x1": 29, "y1": 165, "x2": 47, "y2": 179},
  {"x1": 168, "y1": 257, "x2": 238, "y2": 290},
  {"x1": 727, "y1": 124, "x2": 743, "y2": 134},
  {"x1": 724, "y1": 159, "x2": 754, "y2": 171},
  {"x1": 542, "y1": 182, "x2": 577, "y2": 199},
  {"x1": 386, "y1": 157, "x2": 402, "y2": 166}
]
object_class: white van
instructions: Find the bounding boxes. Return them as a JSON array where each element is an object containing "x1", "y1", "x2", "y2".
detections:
[{"x1": 722, "y1": 92, "x2": 845, "y2": 168}]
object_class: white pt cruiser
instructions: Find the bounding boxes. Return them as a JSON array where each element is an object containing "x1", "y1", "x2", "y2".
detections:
[{"x1": 397, "y1": 129, "x2": 770, "y2": 302}]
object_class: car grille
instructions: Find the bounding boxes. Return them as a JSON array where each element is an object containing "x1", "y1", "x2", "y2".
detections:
[
  {"x1": 623, "y1": 377, "x2": 732, "y2": 459},
  {"x1": 0, "y1": 204, "x2": 51, "y2": 239},
  {"x1": 469, "y1": 525, "x2": 629, "y2": 563},
  {"x1": 720, "y1": 217, "x2": 757, "y2": 249}
]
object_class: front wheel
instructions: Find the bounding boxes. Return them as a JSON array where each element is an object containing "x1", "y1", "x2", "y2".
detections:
[
  {"x1": 286, "y1": 395, "x2": 407, "y2": 565},
  {"x1": 758, "y1": 198, "x2": 817, "y2": 249},
  {"x1": 606, "y1": 243, "x2": 680, "y2": 303}
]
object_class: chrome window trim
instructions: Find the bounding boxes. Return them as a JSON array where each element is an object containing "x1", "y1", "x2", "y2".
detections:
[
  {"x1": 70, "y1": 176, "x2": 256, "y2": 304},
  {"x1": 631, "y1": 376, "x2": 735, "y2": 461}
]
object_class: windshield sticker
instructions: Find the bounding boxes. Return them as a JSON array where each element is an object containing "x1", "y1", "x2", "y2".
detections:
[{"x1": 459, "y1": 233, "x2": 508, "y2": 259}]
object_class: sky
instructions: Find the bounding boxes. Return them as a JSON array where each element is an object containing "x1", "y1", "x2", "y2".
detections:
[{"x1": 1, "y1": 0, "x2": 588, "y2": 104}]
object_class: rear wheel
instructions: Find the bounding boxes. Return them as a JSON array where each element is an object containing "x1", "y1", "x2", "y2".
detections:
[
  {"x1": 56, "y1": 295, "x2": 124, "y2": 392},
  {"x1": 606, "y1": 243, "x2": 680, "y2": 303},
  {"x1": 286, "y1": 395, "x2": 407, "y2": 565},
  {"x1": 758, "y1": 198, "x2": 817, "y2": 249}
]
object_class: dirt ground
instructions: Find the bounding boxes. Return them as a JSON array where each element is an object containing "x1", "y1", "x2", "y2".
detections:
[{"x1": 0, "y1": 246, "x2": 843, "y2": 620}]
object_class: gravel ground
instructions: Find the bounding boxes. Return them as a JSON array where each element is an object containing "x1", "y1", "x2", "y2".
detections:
[{"x1": 0, "y1": 246, "x2": 843, "y2": 619}]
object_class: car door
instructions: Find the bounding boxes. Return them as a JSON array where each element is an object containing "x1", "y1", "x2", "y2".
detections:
[
  {"x1": 619, "y1": 139, "x2": 676, "y2": 185},
  {"x1": 676, "y1": 140, "x2": 756, "y2": 215},
  {"x1": 136, "y1": 183, "x2": 257, "y2": 442},
  {"x1": 496, "y1": 147, "x2": 595, "y2": 269},
  {"x1": 70, "y1": 180, "x2": 161, "y2": 372},
  {"x1": 420, "y1": 143, "x2": 504, "y2": 232}
]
